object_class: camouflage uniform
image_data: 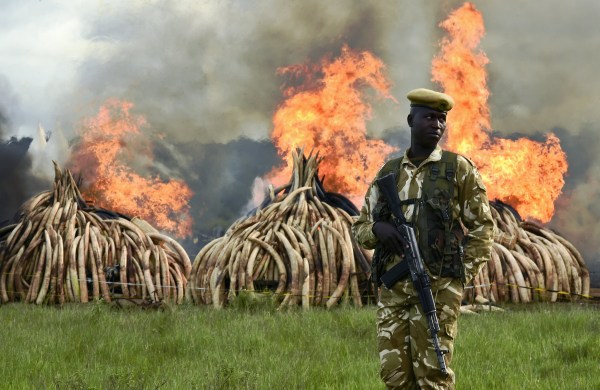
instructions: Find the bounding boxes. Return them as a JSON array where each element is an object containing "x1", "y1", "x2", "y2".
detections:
[{"x1": 352, "y1": 146, "x2": 494, "y2": 389}]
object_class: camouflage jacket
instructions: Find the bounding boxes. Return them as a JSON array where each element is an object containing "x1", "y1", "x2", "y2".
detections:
[{"x1": 351, "y1": 146, "x2": 494, "y2": 283}]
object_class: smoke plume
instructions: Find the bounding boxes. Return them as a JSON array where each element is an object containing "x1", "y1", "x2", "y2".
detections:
[
  {"x1": 0, "y1": 1, "x2": 598, "y2": 284},
  {"x1": 0, "y1": 76, "x2": 49, "y2": 224}
]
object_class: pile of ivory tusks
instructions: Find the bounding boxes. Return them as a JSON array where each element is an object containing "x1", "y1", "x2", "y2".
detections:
[
  {"x1": 188, "y1": 149, "x2": 372, "y2": 309},
  {"x1": 467, "y1": 201, "x2": 590, "y2": 304},
  {"x1": 0, "y1": 163, "x2": 191, "y2": 305}
]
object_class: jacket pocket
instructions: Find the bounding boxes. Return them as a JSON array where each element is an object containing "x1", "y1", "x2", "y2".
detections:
[{"x1": 444, "y1": 322, "x2": 458, "y2": 341}]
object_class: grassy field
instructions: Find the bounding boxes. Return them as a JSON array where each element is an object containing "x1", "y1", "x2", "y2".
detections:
[{"x1": 0, "y1": 297, "x2": 598, "y2": 389}]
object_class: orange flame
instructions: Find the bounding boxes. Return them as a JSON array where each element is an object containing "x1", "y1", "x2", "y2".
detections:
[
  {"x1": 68, "y1": 99, "x2": 193, "y2": 237},
  {"x1": 432, "y1": 3, "x2": 567, "y2": 222},
  {"x1": 268, "y1": 45, "x2": 397, "y2": 199}
]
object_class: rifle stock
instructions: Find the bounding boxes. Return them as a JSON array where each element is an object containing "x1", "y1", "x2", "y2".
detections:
[{"x1": 375, "y1": 173, "x2": 449, "y2": 376}]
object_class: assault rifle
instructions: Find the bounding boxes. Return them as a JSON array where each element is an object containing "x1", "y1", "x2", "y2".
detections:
[{"x1": 375, "y1": 172, "x2": 448, "y2": 376}]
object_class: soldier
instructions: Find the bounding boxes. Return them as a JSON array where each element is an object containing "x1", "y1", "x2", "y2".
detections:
[{"x1": 352, "y1": 88, "x2": 494, "y2": 389}]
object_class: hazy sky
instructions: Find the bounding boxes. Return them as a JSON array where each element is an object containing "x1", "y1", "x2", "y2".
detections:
[{"x1": 1, "y1": 0, "x2": 599, "y2": 283}]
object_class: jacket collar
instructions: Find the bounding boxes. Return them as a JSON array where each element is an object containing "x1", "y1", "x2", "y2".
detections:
[{"x1": 401, "y1": 145, "x2": 443, "y2": 167}]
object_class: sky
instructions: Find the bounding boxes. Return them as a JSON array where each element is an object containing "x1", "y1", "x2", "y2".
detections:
[{"x1": 0, "y1": 0, "x2": 599, "y2": 285}]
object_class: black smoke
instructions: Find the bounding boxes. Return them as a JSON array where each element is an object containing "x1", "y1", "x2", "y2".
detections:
[
  {"x1": 0, "y1": 76, "x2": 50, "y2": 225},
  {"x1": 548, "y1": 127, "x2": 600, "y2": 286},
  {"x1": 152, "y1": 137, "x2": 279, "y2": 255},
  {"x1": 2, "y1": 1, "x2": 599, "y2": 285},
  {"x1": 0, "y1": 125, "x2": 49, "y2": 226}
]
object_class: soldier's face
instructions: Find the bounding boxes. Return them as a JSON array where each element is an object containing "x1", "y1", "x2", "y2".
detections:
[{"x1": 409, "y1": 108, "x2": 447, "y2": 148}]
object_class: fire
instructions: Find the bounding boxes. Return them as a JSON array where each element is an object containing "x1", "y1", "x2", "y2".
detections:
[
  {"x1": 68, "y1": 99, "x2": 193, "y2": 237},
  {"x1": 432, "y1": 3, "x2": 568, "y2": 222},
  {"x1": 268, "y1": 45, "x2": 397, "y2": 199}
]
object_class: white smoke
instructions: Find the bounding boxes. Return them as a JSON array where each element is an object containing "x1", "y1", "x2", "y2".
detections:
[{"x1": 0, "y1": 0, "x2": 598, "y2": 283}]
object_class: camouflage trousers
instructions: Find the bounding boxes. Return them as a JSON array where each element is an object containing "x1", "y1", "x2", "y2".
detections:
[{"x1": 377, "y1": 277, "x2": 463, "y2": 390}]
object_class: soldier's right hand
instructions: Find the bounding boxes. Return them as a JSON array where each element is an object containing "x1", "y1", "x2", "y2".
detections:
[{"x1": 372, "y1": 222, "x2": 409, "y2": 257}]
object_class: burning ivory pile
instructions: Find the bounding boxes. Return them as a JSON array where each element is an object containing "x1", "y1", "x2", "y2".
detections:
[
  {"x1": 0, "y1": 163, "x2": 191, "y2": 305},
  {"x1": 466, "y1": 201, "x2": 590, "y2": 304},
  {"x1": 188, "y1": 149, "x2": 371, "y2": 309}
]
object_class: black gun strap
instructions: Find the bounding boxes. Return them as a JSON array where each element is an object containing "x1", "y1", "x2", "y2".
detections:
[{"x1": 399, "y1": 198, "x2": 418, "y2": 206}]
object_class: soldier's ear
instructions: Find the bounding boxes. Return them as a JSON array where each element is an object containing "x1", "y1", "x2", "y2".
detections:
[{"x1": 407, "y1": 114, "x2": 413, "y2": 127}]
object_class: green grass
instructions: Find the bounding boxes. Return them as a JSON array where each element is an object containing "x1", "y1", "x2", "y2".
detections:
[
  {"x1": 455, "y1": 302, "x2": 600, "y2": 390},
  {"x1": 0, "y1": 297, "x2": 598, "y2": 389}
]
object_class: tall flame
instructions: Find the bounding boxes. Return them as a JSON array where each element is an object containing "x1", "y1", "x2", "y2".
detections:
[
  {"x1": 268, "y1": 45, "x2": 397, "y2": 199},
  {"x1": 68, "y1": 99, "x2": 193, "y2": 237},
  {"x1": 432, "y1": 3, "x2": 568, "y2": 222}
]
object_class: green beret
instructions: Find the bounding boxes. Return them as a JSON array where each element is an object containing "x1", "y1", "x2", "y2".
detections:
[{"x1": 406, "y1": 88, "x2": 454, "y2": 112}]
